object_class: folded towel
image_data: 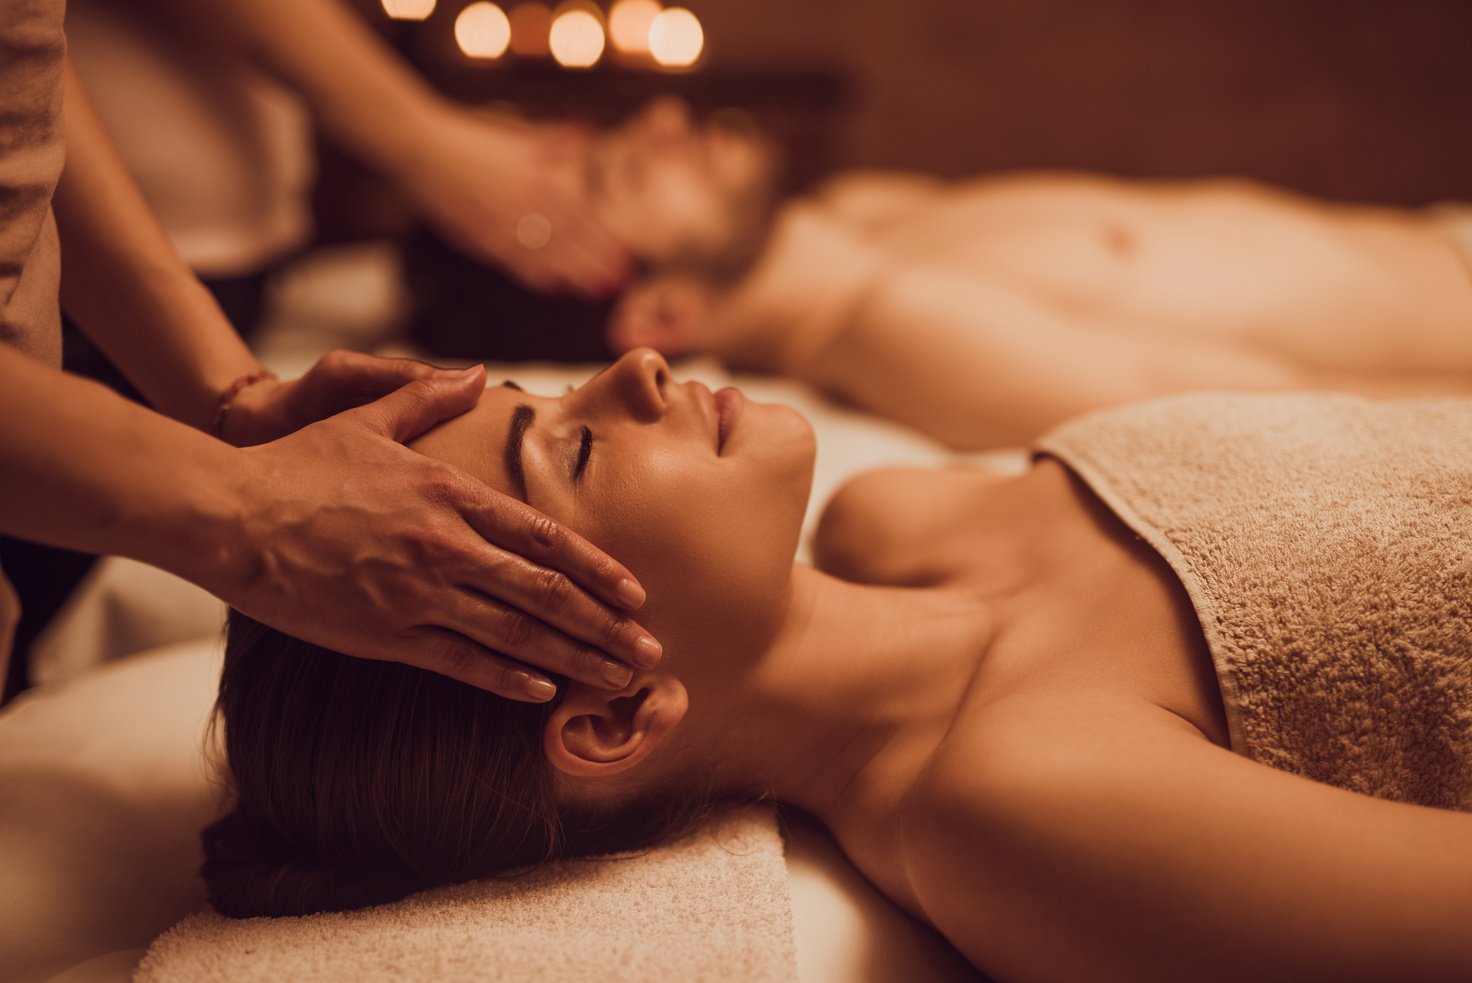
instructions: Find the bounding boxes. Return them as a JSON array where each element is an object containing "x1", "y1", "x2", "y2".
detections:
[
  {"x1": 1427, "y1": 202, "x2": 1472, "y2": 280},
  {"x1": 135, "y1": 805, "x2": 797, "y2": 982},
  {"x1": 1038, "y1": 393, "x2": 1472, "y2": 808}
]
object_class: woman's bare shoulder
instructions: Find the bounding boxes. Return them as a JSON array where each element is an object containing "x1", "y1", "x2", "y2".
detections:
[
  {"x1": 813, "y1": 466, "x2": 1011, "y2": 586},
  {"x1": 897, "y1": 693, "x2": 1472, "y2": 983}
]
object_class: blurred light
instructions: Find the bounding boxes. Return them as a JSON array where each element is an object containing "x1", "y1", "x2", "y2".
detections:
[
  {"x1": 516, "y1": 213, "x2": 553, "y2": 250},
  {"x1": 455, "y1": 2, "x2": 512, "y2": 59},
  {"x1": 508, "y1": 2, "x2": 553, "y2": 57},
  {"x1": 549, "y1": 8, "x2": 605, "y2": 68},
  {"x1": 608, "y1": 0, "x2": 660, "y2": 55},
  {"x1": 649, "y1": 7, "x2": 702, "y2": 68},
  {"x1": 382, "y1": 0, "x2": 436, "y2": 20}
]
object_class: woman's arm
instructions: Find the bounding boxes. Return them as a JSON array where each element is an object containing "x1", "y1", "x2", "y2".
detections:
[{"x1": 904, "y1": 700, "x2": 1472, "y2": 982}]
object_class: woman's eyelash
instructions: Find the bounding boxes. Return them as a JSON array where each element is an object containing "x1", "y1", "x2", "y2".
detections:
[{"x1": 572, "y1": 426, "x2": 593, "y2": 481}]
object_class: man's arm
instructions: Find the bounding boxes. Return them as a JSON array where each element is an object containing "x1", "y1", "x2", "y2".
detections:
[{"x1": 790, "y1": 265, "x2": 1304, "y2": 449}]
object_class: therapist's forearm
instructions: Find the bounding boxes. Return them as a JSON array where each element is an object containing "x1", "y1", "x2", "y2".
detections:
[
  {"x1": 53, "y1": 58, "x2": 262, "y2": 432},
  {"x1": 0, "y1": 344, "x2": 246, "y2": 587}
]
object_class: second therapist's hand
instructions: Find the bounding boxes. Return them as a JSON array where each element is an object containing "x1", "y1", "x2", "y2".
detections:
[
  {"x1": 389, "y1": 103, "x2": 632, "y2": 298},
  {"x1": 213, "y1": 366, "x2": 661, "y2": 701}
]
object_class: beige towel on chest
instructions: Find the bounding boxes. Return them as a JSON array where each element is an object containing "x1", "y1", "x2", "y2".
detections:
[
  {"x1": 1038, "y1": 393, "x2": 1472, "y2": 808},
  {"x1": 135, "y1": 806, "x2": 798, "y2": 982}
]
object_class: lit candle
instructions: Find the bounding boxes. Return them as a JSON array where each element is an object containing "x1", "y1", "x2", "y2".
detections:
[
  {"x1": 549, "y1": 5, "x2": 606, "y2": 68},
  {"x1": 455, "y1": 2, "x2": 513, "y2": 59},
  {"x1": 648, "y1": 7, "x2": 702, "y2": 69},
  {"x1": 609, "y1": 0, "x2": 660, "y2": 56},
  {"x1": 381, "y1": 0, "x2": 436, "y2": 20}
]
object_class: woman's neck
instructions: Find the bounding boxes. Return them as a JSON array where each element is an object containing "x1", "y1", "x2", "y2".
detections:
[{"x1": 674, "y1": 564, "x2": 998, "y2": 822}]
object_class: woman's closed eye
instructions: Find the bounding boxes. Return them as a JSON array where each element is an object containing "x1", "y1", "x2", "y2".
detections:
[{"x1": 572, "y1": 425, "x2": 593, "y2": 482}]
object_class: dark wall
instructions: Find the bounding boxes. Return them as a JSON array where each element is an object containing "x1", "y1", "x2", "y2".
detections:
[{"x1": 694, "y1": 0, "x2": 1472, "y2": 205}]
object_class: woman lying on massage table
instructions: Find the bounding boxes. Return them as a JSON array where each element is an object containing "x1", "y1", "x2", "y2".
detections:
[
  {"x1": 203, "y1": 348, "x2": 1472, "y2": 983},
  {"x1": 536, "y1": 98, "x2": 1472, "y2": 448}
]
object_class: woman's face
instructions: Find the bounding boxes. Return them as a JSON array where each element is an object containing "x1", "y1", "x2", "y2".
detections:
[{"x1": 412, "y1": 349, "x2": 815, "y2": 660}]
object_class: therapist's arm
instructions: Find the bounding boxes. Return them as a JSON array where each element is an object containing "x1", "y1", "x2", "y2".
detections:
[
  {"x1": 56, "y1": 57, "x2": 487, "y2": 446},
  {"x1": 138, "y1": 0, "x2": 629, "y2": 296},
  {"x1": 53, "y1": 56, "x2": 264, "y2": 433},
  {"x1": 41, "y1": 60, "x2": 659, "y2": 697},
  {"x1": 0, "y1": 347, "x2": 658, "y2": 699}
]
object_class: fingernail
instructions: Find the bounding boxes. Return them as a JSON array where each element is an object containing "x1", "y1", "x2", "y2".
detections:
[
  {"x1": 615, "y1": 578, "x2": 646, "y2": 608},
  {"x1": 602, "y1": 661, "x2": 633, "y2": 688},
  {"x1": 633, "y1": 634, "x2": 662, "y2": 669},
  {"x1": 524, "y1": 676, "x2": 557, "y2": 702},
  {"x1": 439, "y1": 363, "x2": 485, "y2": 380}
]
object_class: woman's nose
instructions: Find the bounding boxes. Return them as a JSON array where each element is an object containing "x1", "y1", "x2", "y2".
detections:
[{"x1": 598, "y1": 347, "x2": 669, "y2": 422}]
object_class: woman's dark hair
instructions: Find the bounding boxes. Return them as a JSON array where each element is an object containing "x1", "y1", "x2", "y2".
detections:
[{"x1": 202, "y1": 610, "x2": 712, "y2": 918}]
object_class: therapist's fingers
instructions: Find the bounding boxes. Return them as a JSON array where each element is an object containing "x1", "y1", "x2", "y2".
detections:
[
  {"x1": 540, "y1": 210, "x2": 632, "y2": 295},
  {"x1": 451, "y1": 537, "x2": 661, "y2": 673},
  {"x1": 303, "y1": 349, "x2": 466, "y2": 402},
  {"x1": 462, "y1": 488, "x2": 651, "y2": 617},
  {"x1": 399, "y1": 626, "x2": 564, "y2": 702},
  {"x1": 349, "y1": 365, "x2": 487, "y2": 443},
  {"x1": 237, "y1": 352, "x2": 482, "y2": 441},
  {"x1": 525, "y1": 127, "x2": 633, "y2": 295},
  {"x1": 503, "y1": 208, "x2": 631, "y2": 299},
  {"x1": 431, "y1": 588, "x2": 652, "y2": 697}
]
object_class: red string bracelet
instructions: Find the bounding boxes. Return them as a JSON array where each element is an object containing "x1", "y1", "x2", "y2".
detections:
[{"x1": 211, "y1": 369, "x2": 277, "y2": 439}]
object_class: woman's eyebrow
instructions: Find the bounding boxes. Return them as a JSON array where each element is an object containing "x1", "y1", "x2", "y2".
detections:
[
  {"x1": 500, "y1": 380, "x2": 524, "y2": 392},
  {"x1": 504, "y1": 404, "x2": 535, "y2": 504}
]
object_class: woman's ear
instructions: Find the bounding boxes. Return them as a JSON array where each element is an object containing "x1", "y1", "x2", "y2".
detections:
[{"x1": 542, "y1": 677, "x2": 689, "y2": 778}]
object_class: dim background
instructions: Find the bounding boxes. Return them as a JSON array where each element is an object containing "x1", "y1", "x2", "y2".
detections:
[{"x1": 376, "y1": 0, "x2": 1472, "y2": 205}]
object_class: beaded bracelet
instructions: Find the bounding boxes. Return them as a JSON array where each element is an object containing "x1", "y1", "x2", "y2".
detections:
[{"x1": 211, "y1": 369, "x2": 277, "y2": 439}]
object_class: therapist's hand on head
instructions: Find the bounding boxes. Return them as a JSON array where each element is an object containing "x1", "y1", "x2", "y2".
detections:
[
  {"x1": 218, "y1": 349, "x2": 479, "y2": 446},
  {"x1": 391, "y1": 107, "x2": 632, "y2": 299},
  {"x1": 215, "y1": 364, "x2": 659, "y2": 702}
]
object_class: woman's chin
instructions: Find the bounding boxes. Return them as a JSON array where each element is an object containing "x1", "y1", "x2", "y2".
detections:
[{"x1": 749, "y1": 400, "x2": 816, "y2": 468}]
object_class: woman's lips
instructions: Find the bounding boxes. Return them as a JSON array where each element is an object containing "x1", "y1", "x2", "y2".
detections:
[{"x1": 715, "y1": 387, "x2": 744, "y2": 455}]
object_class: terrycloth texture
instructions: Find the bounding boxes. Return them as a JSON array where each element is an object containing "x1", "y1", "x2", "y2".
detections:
[
  {"x1": 1428, "y1": 203, "x2": 1472, "y2": 281},
  {"x1": 135, "y1": 805, "x2": 798, "y2": 983},
  {"x1": 1037, "y1": 393, "x2": 1472, "y2": 808}
]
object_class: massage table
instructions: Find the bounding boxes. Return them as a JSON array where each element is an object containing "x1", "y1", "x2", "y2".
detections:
[{"x1": 0, "y1": 245, "x2": 1011, "y2": 982}]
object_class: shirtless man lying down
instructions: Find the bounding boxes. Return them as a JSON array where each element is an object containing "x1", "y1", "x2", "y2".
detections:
[{"x1": 545, "y1": 97, "x2": 1472, "y2": 447}]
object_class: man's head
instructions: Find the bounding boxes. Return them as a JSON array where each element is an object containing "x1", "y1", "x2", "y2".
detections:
[{"x1": 580, "y1": 97, "x2": 783, "y2": 282}]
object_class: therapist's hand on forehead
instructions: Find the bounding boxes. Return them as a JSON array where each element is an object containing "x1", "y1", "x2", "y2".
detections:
[
  {"x1": 0, "y1": 343, "x2": 658, "y2": 705},
  {"x1": 210, "y1": 358, "x2": 659, "y2": 702},
  {"x1": 0, "y1": 54, "x2": 656, "y2": 705}
]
